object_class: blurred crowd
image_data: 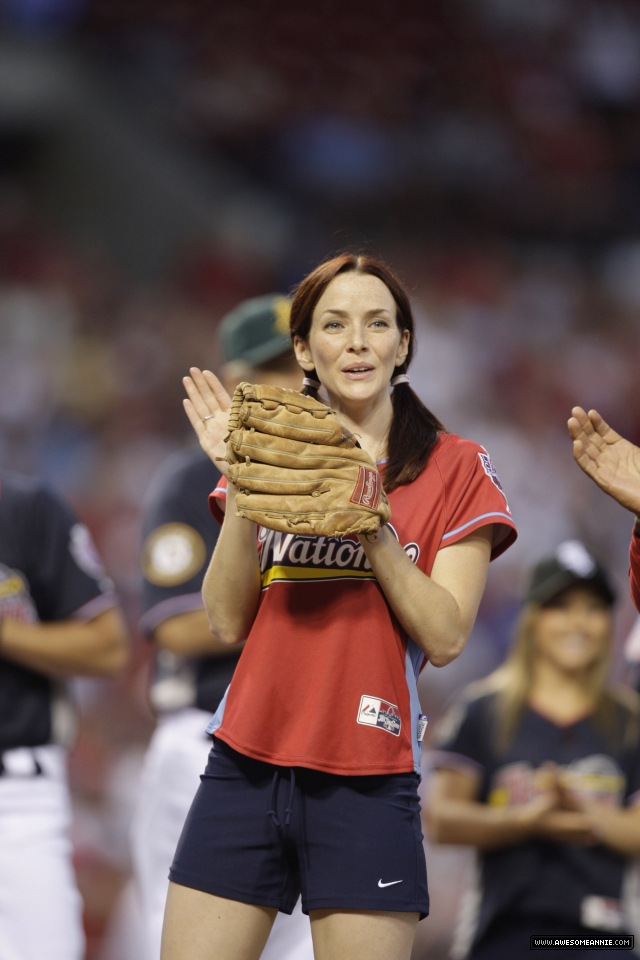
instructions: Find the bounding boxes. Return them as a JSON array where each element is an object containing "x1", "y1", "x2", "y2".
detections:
[{"x1": 81, "y1": 0, "x2": 640, "y2": 246}]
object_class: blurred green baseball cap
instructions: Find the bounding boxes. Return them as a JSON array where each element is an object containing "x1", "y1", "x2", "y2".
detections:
[
  {"x1": 219, "y1": 294, "x2": 292, "y2": 366},
  {"x1": 526, "y1": 540, "x2": 616, "y2": 607}
]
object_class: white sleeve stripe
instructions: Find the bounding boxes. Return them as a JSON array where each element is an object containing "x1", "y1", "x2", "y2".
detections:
[
  {"x1": 441, "y1": 511, "x2": 513, "y2": 541},
  {"x1": 138, "y1": 592, "x2": 205, "y2": 635},
  {"x1": 71, "y1": 593, "x2": 118, "y2": 622},
  {"x1": 212, "y1": 486, "x2": 226, "y2": 496}
]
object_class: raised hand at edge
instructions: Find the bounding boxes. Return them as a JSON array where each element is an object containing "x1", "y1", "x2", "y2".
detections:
[
  {"x1": 183, "y1": 368, "x2": 232, "y2": 478},
  {"x1": 568, "y1": 406, "x2": 640, "y2": 518}
]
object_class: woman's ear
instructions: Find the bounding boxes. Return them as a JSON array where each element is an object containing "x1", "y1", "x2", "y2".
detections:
[
  {"x1": 395, "y1": 329, "x2": 410, "y2": 367},
  {"x1": 293, "y1": 335, "x2": 315, "y2": 372}
]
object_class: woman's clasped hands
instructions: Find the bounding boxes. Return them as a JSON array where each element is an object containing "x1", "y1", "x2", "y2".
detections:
[{"x1": 513, "y1": 762, "x2": 610, "y2": 847}]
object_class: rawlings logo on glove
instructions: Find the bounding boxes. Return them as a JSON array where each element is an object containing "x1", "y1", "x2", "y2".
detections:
[
  {"x1": 350, "y1": 466, "x2": 382, "y2": 510},
  {"x1": 224, "y1": 383, "x2": 391, "y2": 537}
]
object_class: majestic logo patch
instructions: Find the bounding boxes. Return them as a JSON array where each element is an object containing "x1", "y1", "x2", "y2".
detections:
[
  {"x1": 478, "y1": 452, "x2": 504, "y2": 494},
  {"x1": 141, "y1": 523, "x2": 206, "y2": 586},
  {"x1": 350, "y1": 466, "x2": 381, "y2": 509},
  {"x1": 357, "y1": 695, "x2": 401, "y2": 736}
]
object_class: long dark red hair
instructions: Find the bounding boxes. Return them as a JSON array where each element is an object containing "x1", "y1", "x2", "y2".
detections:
[{"x1": 290, "y1": 254, "x2": 444, "y2": 492}]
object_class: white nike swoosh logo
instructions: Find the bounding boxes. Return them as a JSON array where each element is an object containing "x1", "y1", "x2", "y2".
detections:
[{"x1": 378, "y1": 879, "x2": 403, "y2": 888}]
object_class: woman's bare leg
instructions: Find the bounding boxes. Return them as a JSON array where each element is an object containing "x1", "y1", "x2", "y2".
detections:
[
  {"x1": 161, "y1": 882, "x2": 278, "y2": 960},
  {"x1": 309, "y1": 909, "x2": 419, "y2": 960}
]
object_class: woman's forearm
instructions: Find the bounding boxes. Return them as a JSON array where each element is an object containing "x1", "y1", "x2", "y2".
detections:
[
  {"x1": 1, "y1": 608, "x2": 127, "y2": 677},
  {"x1": 427, "y1": 798, "x2": 539, "y2": 850},
  {"x1": 586, "y1": 805, "x2": 640, "y2": 856},
  {"x1": 359, "y1": 527, "x2": 491, "y2": 666},
  {"x1": 203, "y1": 487, "x2": 261, "y2": 644},
  {"x1": 154, "y1": 610, "x2": 244, "y2": 657}
]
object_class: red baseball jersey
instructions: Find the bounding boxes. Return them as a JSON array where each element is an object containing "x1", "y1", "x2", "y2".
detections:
[
  {"x1": 206, "y1": 433, "x2": 517, "y2": 776},
  {"x1": 631, "y1": 527, "x2": 640, "y2": 614}
]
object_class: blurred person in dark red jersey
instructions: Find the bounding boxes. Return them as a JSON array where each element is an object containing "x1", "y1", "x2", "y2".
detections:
[
  {"x1": 428, "y1": 541, "x2": 640, "y2": 960},
  {"x1": 133, "y1": 296, "x2": 314, "y2": 960},
  {"x1": 568, "y1": 407, "x2": 640, "y2": 612}
]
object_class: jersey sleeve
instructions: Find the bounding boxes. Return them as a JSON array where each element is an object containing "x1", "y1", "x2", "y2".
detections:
[
  {"x1": 429, "y1": 695, "x2": 491, "y2": 778},
  {"x1": 140, "y1": 456, "x2": 222, "y2": 635},
  {"x1": 438, "y1": 439, "x2": 517, "y2": 560},
  {"x1": 625, "y1": 758, "x2": 640, "y2": 808},
  {"x1": 208, "y1": 476, "x2": 227, "y2": 525},
  {"x1": 630, "y1": 526, "x2": 640, "y2": 614},
  {"x1": 622, "y1": 721, "x2": 640, "y2": 807},
  {"x1": 27, "y1": 487, "x2": 117, "y2": 623}
]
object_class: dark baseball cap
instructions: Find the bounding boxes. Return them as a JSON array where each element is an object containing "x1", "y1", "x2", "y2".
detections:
[
  {"x1": 526, "y1": 540, "x2": 616, "y2": 607},
  {"x1": 220, "y1": 294, "x2": 292, "y2": 366}
]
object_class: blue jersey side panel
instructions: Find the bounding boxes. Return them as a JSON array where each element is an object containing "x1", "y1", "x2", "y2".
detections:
[
  {"x1": 405, "y1": 638, "x2": 426, "y2": 776},
  {"x1": 206, "y1": 686, "x2": 229, "y2": 736}
]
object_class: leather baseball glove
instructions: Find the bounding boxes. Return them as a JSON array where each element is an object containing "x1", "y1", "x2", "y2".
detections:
[{"x1": 224, "y1": 382, "x2": 391, "y2": 536}]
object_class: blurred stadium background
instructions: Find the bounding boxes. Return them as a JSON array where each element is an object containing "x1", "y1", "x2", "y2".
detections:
[{"x1": 1, "y1": 1, "x2": 640, "y2": 957}]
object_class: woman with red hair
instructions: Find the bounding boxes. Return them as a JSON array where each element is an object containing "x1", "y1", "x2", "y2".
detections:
[{"x1": 162, "y1": 255, "x2": 517, "y2": 960}]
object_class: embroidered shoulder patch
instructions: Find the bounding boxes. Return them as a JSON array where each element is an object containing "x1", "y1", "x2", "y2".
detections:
[
  {"x1": 478, "y1": 452, "x2": 504, "y2": 494},
  {"x1": 142, "y1": 523, "x2": 206, "y2": 587},
  {"x1": 357, "y1": 695, "x2": 401, "y2": 736}
]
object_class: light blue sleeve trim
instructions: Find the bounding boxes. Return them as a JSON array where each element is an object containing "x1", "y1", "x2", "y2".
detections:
[
  {"x1": 441, "y1": 511, "x2": 513, "y2": 541},
  {"x1": 213, "y1": 486, "x2": 227, "y2": 496}
]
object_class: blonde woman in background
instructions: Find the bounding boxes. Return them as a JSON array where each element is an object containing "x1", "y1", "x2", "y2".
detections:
[{"x1": 428, "y1": 541, "x2": 640, "y2": 960}]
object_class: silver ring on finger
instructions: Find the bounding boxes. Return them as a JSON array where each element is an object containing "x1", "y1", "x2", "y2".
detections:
[{"x1": 202, "y1": 415, "x2": 215, "y2": 422}]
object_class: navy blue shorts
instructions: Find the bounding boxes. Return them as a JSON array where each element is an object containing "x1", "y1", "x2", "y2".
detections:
[{"x1": 169, "y1": 738, "x2": 429, "y2": 918}]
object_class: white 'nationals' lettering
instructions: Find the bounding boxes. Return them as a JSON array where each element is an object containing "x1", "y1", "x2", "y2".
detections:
[{"x1": 257, "y1": 524, "x2": 420, "y2": 585}]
